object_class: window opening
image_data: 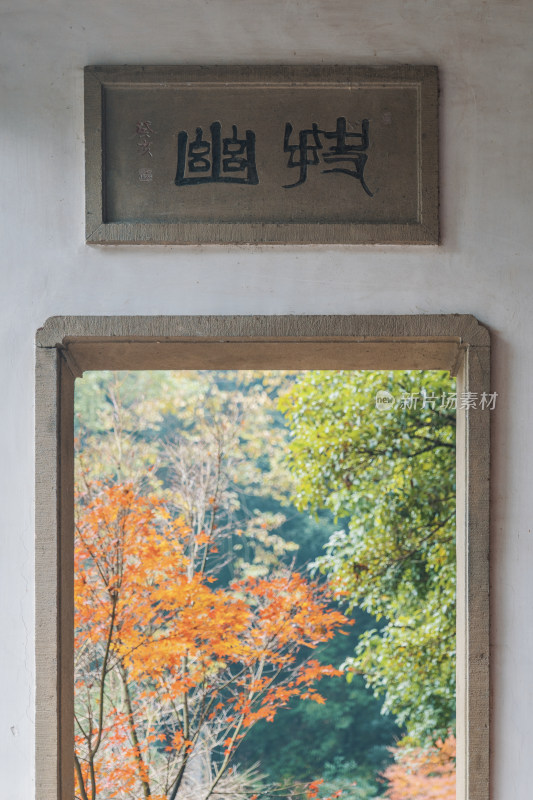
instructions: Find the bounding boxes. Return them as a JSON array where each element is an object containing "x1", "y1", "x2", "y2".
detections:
[{"x1": 73, "y1": 368, "x2": 456, "y2": 800}]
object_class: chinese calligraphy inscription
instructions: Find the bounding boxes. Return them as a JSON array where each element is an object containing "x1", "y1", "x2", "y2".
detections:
[
  {"x1": 283, "y1": 116, "x2": 372, "y2": 195},
  {"x1": 86, "y1": 65, "x2": 438, "y2": 243},
  {"x1": 136, "y1": 120, "x2": 156, "y2": 183},
  {"x1": 176, "y1": 123, "x2": 258, "y2": 186},
  {"x1": 173, "y1": 116, "x2": 372, "y2": 194},
  {"x1": 136, "y1": 120, "x2": 156, "y2": 157}
]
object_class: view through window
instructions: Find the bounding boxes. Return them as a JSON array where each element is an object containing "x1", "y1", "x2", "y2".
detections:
[{"x1": 73, "y1": 369, "x2": 456, "y2": 800}]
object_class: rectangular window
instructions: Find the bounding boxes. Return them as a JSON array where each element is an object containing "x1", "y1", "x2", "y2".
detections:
[{"x1": 35, "y1": 315, "x2": 490, "y2": 800}]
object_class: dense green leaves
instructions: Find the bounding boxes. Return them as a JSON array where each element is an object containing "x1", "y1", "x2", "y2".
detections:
[{"x1": 279, "y1": 371, "x2": 456, "y2": 743}]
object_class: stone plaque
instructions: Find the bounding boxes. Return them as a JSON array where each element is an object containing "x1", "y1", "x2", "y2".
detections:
[{"x1": 85, "y1": 65, "x2": 438, "y2": 244}]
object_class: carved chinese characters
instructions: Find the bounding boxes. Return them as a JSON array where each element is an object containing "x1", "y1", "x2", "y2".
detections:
[{"x1": 85, "y1": 66, "x2": 438, "y2": 243}]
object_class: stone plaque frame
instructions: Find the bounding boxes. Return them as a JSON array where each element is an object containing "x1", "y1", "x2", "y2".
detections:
[
  {"x1": 36, "y1": 314, "x2": 488, "y2": 800},
  {"x1": 85, "y1": 66, "x2": 439, "y2": 244}
]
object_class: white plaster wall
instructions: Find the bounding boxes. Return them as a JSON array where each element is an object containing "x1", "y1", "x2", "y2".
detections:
[{"x1": 1, "y1": 0, "x2": 532, "y2": 797}]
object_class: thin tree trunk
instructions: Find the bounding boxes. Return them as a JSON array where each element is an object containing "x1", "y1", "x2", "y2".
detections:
[
  {"x1": 74, "y1": 753, "x2": 89, "y2": 800},
  {"x1": 120, "y1": 661, "x2": 152, "y2": 799}
]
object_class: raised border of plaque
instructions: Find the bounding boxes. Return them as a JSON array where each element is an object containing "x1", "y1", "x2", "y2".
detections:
[{"x1": 84, "y1": 65, "x2": 439, "y2": 245}]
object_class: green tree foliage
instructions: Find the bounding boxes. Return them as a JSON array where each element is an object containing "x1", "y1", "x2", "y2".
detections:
[
  {"x1": 278, "y1": 371, "x2": 456, "y2": 744},
  {"x1": 318, "y1": 757, "x2": 380, "y2": 800}
]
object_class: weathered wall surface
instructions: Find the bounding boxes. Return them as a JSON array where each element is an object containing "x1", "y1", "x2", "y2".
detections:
[{"x1": 1, "y1": 1, "x2": 532, "y2": 797}]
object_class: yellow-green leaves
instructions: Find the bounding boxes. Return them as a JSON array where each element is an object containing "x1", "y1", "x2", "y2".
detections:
[{"x1": 279, "y1": 370, "x2": 456, "y2": 744}]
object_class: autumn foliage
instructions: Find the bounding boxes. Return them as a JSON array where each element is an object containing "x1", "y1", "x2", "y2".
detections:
[
  {"x1": 382, "y1": 734, "x2": 456, "y2": 800},
  {"x1": 74, "y1": 481, "x2": 351, "y2": 800}
]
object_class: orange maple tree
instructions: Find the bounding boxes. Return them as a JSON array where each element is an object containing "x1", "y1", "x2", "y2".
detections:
[
  {"x1": 382, "y1": 734, "x2": 456, "y2": 800},
  {"x1": 74, "y1": 481, "x2": 351, "y2": 800}
]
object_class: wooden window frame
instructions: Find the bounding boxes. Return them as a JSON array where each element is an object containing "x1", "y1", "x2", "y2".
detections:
[{"x1": 35, "y1": 314, "x2": 490, "y2": 800}]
